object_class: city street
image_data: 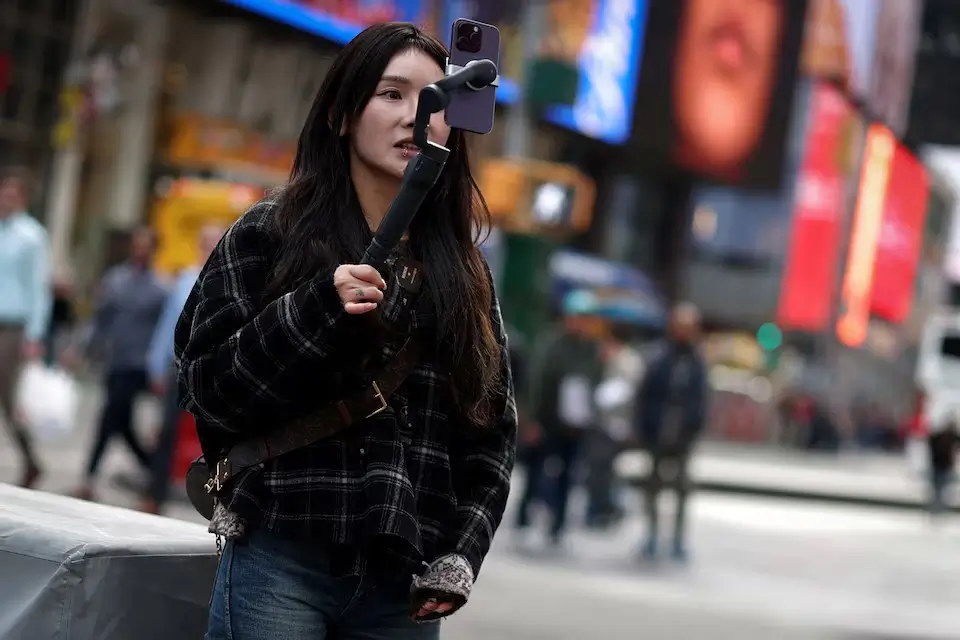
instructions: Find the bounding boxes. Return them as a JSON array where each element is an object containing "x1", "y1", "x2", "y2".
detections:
[
  {"x1": 449, "y1": 494, "x2": 960, "y2": 640},
  {"x1": 2, "y1": 387, "x2": 960, "y2": 639},
  {"x1": 1, "y1": 0, "x2": 953, "y2": 638}
]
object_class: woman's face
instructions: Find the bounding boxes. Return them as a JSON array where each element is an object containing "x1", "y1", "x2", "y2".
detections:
[
  {"x1": 348, "y1": 48, "x2": 451, "y2": 181},
  {"x1": 673, "y1": 0, "x2": 784, "y2": 177}
]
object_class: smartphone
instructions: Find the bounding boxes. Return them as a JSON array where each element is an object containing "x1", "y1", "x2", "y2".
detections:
[{"x1": 445, "y1": 18, "x2": 500, "y2": 135}]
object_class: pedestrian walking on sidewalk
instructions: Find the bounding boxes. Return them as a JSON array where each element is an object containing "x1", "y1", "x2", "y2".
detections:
[
  {"x1": 514, "y1": 294, "x2": 604, "y2": 547},
  {"x1": 176, "y1": 23, "x2": 516, "y2": 639},
  {"x1": 586, "y1": 329, "x2": 643, "y2": 529},
  {"x1": 0, "y1": 166, "x2": 52, "y2": 488},
  {"x1": 928, "y1": 410, "x2": 959, "y2": 517},
  {"x1": 139, "y1": 224, "x2": 224, "y2": 515},
  {"x1": 67, "y1": 228, "x2": 167, "y2": 501},
  {"x1": 636, "y1": 303, "x2": 708, "y2": 562}
]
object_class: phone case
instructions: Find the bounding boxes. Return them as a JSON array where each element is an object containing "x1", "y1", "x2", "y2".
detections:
[{"x1": 445, "y1": 19, "x2": 500, "y2": 135}]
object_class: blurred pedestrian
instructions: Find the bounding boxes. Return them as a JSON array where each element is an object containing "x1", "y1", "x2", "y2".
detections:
[
  {"x1": 506, "y1": 323, "x2": 537, "y2": 465},
  {"x1": 586, "y1": 327, "x2": 643, "y2": 528},
  {"x1": 176, "y1": 23, "x2": 516, "y2": 638},
  {"x1": 636, "y1": 302, "x2": 708, "y2": 562},
  {"x1": 139, "y1": 224, "x2": 224, "y2": 514},
  {"x1": 44, "y1": 265, "x2": 77, "y2": 367},
  {"x1": 0, "y1": 166, "x2": 51, "y2": 488},
  {"x1": 928, "y1": 409, "x2": 959, "y2": 518},
  {"x1": 514, "y1": 291, "x2": 604, "y2": 546},
  {"x1": 69, "y1": 227, "x2": 167, "y2": 501}
]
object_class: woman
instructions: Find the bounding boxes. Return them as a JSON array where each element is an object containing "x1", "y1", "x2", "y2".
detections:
[{"x1": 175, "y1": 22, "x2": 516, "y2": 639}]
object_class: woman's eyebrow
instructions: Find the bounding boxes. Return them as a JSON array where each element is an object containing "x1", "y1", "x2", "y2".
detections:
[{"x1": 380, "y1": 75, "x2": 412, "y2": 84}]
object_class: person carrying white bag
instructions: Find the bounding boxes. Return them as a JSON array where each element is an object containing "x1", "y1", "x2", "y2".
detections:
[{"x1": 0, "y1": 166, "x2": 52, "y2": 488}]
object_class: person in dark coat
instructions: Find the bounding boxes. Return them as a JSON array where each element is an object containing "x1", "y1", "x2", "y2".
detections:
[
  {"x1": 928, "y1": 412, "x2": 959, "y2": 517},
  {"x1": 636, "y1": 303, "x2": 708, "y2": 562}
]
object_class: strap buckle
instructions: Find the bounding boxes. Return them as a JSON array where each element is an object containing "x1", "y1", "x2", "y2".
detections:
[
  {"x1": 366, "y1": 381, "x2": 388, "y2": 419},
  {"x1": 204, "y1": 459, "x2": 230, "y2": 495}
]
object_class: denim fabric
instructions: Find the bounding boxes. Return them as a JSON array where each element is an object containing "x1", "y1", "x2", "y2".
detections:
[
  {"x1": 206, "y1": 529, "x2": 442, "y2": 640},
  {"x1": 148, "y1": 367, "x2": 181, "y2": 506},
  {"x1": 930, "y1": 469, "x2": 953, "y2": 516},
  {"x1": 514, "y1": 436, "x2": 581, "y2": 539}
]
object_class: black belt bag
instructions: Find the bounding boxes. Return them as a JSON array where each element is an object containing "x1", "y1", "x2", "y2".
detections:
[{"x1": 185, "y1": 339, "x2": 421, "y2": 520}]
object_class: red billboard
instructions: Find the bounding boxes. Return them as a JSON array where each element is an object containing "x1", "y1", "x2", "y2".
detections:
[
  {"x1": 777, "y1": 82, "x2": 852, "y2": 330},
  {"x1": 868, "y1": 143, "x2": 929, "y2": 323}
]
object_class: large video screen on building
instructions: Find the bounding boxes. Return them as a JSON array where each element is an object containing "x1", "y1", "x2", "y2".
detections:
[{"x1": 629, "y1": 0, "x2": 809, "y2": 188}]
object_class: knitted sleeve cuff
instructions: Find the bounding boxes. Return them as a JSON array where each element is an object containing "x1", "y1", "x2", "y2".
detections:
[{"x1": 409, "y1": 553, "x2": 475, "y2": 621}]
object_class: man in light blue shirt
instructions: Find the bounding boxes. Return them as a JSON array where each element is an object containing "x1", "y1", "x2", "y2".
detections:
[
  {"x1": 141, "y1": 224, "x2": 224, "y2": 514},
  {"x1": 0, "y1": 166, "x2": 52, "y2": 488}
]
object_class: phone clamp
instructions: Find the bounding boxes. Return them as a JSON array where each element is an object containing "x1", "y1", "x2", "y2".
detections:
[{"x1": 445, "y1": 59, "x2": 500, "y2": 91}]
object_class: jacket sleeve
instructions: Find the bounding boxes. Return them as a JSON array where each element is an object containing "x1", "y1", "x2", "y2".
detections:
[
  {"x1": 448, "y1": 286, "x2": 518, "y2": 577},
  {"x1": 84, "y1": 269, "x2": 118, "y2": 360},
  {"x1": 690, "y1": 355, "x2": 710, "y2": 434},
  {"x1": 526, "y1": 328, "x2": 562, "y2": 426},
  {"x1": 635, "y1": 346, "x2": 664, "y2": 439},
  {"x1": 148, "y1": 273, "x2": 191, "y2": 383},
  {"x1": 24, "y1": 227, "x2": 52, "y2": 342},
  {"x1": 174, "y1": 205, "x2": 359, "y2": 433}
]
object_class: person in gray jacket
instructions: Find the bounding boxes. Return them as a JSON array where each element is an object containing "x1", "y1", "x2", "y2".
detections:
[{"x1": 68, "y1": 228, "x2": 168, "y2": 501}]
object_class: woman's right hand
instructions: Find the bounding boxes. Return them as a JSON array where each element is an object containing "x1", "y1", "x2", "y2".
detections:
[{"x1": 334, "y1": 264, "x2": 387, "y2": 314}]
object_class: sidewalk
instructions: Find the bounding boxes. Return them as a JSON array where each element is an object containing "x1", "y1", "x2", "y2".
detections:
[
  {"x1": 0, "y1": 380, "x2": 205, "y2": 525},
  {"x1": 615, "y1": 443, "x2": 949, "y2": 511}
]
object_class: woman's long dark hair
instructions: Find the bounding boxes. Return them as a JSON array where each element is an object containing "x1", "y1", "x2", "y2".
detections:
[{"x1": 268, "y1": 22, "x2": 501, "y2": 429}]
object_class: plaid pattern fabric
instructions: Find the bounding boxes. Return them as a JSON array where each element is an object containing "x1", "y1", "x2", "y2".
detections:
[{"x1": 174, "y1": 201, "x2": 517, "y2": 576}]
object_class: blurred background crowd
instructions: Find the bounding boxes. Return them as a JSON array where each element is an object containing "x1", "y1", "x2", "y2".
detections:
[{"x1": 3, "y1": 0, "x2": 960, "y2": 637}]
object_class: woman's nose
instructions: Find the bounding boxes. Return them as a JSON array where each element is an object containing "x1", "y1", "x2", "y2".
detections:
[{"x1": 401, "y1": 99, "x2": 419, "y2": 128}]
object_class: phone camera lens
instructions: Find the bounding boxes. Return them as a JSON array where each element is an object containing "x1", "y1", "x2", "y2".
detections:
[{"x1": 455, "y1": 22, "x2": 482, "y2": 54}]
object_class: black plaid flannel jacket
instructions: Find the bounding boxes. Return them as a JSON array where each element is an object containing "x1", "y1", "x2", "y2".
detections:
[{"x1": 173, "y1": 201, "x2": 517, "y2": 577}]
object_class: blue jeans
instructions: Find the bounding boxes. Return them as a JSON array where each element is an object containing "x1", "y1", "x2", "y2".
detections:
[
  {"x1": 930, "y1": 469, "x2": 953, "y2": 516},
  {"x1": 515, "y1": 436, "x2": 581, "y2": 539},
  {"x1": 207, "y1": 529, "x2": 441, "y2": 639}
]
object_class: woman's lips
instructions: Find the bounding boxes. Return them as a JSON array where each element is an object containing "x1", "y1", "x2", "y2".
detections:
[
  {"x1": 708, "y1": 22, "x2": 753, "y2": 71},
  {"x1": 396, "y1": 143, "x2": 420, "y2": 158},
  {"x1": 714, "y1": 35, "x2": 745, "y2": 68}
]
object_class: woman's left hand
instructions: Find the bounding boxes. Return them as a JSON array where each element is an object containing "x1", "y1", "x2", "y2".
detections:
[
  {"x1": 409, "y1": 553, "x2": 473, "y2": 620},
  {"x1": 414, "y1": 598, "x2": 455, "y2": 620}
]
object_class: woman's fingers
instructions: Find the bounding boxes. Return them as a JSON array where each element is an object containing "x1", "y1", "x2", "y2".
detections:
[
  {"x1": 350, "y1": 285, "x2": 384, "y2": 304},
  {"x1": 336, "y1": 279, "x2": 384, "y2": 310},
  {"x1": 345, "y1": 264, "x2": 387, "y2": 289},
  {"x1": 343, "y1": 301, "x2": 378, "y2": 315},
  {"x1": 333, "y1": 264, "x2": 387, "y2": 307},
  {"x1": 415, "y1": 598, "x2": 454, "y2": 619}
]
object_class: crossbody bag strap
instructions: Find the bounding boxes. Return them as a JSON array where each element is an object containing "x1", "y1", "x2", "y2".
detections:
[{"x1": 207, "y1": 338, "x2": 421, "y2": 491}]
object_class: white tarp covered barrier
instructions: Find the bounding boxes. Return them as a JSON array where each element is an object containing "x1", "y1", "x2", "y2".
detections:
[{"x1": 0, "y1": 485, "x2": 217, "y2": 639}]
